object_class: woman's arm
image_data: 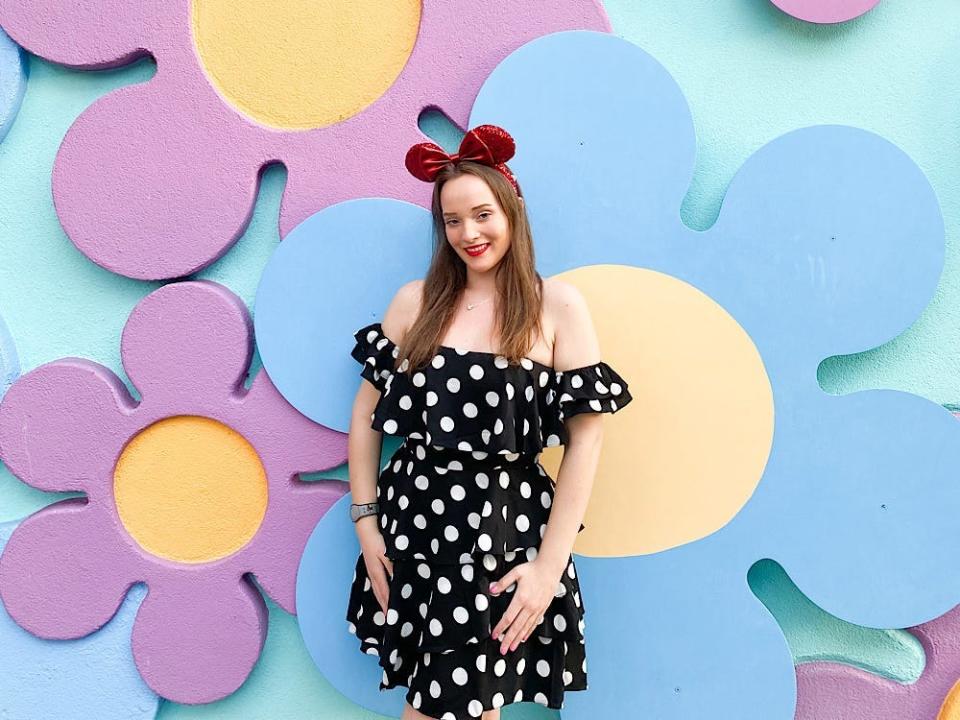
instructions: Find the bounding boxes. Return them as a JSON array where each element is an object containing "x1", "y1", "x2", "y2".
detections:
[
  {"x1": 490, "y1": 280, "x2": 604, "y2": 653},
  {"x1": 348, "y1": 279, "x2": 422, "y2": 613}
]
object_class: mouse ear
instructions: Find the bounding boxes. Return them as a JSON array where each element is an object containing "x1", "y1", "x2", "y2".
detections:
[
  {"x1": 459, "y1": 124, "x2": 516, "y2": 165},
  {"x1": 404, "y1": 142, "x2": 451, "y2": 183}
]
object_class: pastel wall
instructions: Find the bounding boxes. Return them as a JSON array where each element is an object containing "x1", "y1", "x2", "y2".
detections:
[{"x1": 1, "y1": 1, "x2": 960, "y2": 719}]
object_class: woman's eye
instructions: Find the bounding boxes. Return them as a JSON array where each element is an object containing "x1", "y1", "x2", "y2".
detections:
[
  {"x1": 445, "y1": 219, "x2": 459, "y2": 226},
  {"x1": 478, "y1": 212, "x2": 490, "y2": 220}
]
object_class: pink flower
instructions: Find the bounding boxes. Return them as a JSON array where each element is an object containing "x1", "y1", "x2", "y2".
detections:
[{"x1": 0, "y1": 281, "x2": 347, "y2": 703}]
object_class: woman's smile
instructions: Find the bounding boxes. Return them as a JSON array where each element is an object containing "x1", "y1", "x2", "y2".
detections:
[{"x1": 465, "y1": 242, "x2": 490, "y2": 257}]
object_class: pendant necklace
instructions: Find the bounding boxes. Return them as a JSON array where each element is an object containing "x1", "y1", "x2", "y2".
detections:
[{"x1": 466, "y1": 296, "x2": 494, "y2": 311}]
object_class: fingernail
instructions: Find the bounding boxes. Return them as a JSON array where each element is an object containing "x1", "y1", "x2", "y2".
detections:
[{"x1": 489, "y1": 583, "x2": 499, "y2": 593}]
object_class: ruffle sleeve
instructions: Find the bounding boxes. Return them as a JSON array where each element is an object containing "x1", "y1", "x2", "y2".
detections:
[
  {"x1": 350, "y1": 322, "x2": 399, "y2": 394},
  {"x1": 555, "y1": 361, "x2": 633, "y2": 421}
]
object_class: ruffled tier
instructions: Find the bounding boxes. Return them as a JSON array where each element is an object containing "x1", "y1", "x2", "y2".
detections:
[
  {"x1": 351, "y1": 322, "x2": 632, "y2": 456},
  {"x1": 376, "y1": 440, "x2": 582, "y2": 563},
  {"x1": 346, "y1": 550, "x2": 587, "y2": 718}
]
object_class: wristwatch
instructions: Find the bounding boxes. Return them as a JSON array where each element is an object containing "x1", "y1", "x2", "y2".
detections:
[{"x1": 350, "y1": 502, "x2": 379, "y2": 523}]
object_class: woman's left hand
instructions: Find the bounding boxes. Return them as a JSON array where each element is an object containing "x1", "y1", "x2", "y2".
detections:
[{"x1": 489, "y1": 559, "x2": 561, "y2": 655}]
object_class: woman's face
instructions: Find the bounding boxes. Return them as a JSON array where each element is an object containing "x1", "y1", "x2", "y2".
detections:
[{"x1": 440, "y1": 173, "x2": 511, "y2": 274}]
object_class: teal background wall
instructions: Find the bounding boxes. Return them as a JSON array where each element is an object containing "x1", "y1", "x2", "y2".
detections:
[{"x1": 1, "y1": 0, "x2": 956, "y2": 716}]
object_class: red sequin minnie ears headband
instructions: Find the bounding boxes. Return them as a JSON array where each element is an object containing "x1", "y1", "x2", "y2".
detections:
[{"x1": 404, "y1": 124, "x2": 520, "y2": 195}]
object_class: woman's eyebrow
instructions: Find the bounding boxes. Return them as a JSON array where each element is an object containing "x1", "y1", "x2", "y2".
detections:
[{"x1": 443, "y1": 204, "x2": 493, "y2": 218}]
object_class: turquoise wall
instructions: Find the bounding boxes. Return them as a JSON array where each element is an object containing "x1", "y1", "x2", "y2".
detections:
[{"x1": 2, "y1": 0, "x2": 956, "y2": 715}]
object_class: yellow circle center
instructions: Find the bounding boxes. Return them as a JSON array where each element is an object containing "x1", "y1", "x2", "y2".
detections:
[
  {"x1": 114, "y1": 416, "x2": 268, "y2": 564},
  {"x1": 540, "y1": 265, "x2": 774, "y2": 557},
  {"x1": 939, "y1": 681, "x2": 960, "y2": 719},
  {"x1": 191, "y1": 0, "x2": 422, "y2": 130}
]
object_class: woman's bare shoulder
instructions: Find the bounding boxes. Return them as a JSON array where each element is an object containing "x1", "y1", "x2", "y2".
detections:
[
  {"x1": 541, "y1": 277, "x2": 600, "y2": 369},
  {"x1": 381, "y1": 279, "x2": 424, "y2": 344}
]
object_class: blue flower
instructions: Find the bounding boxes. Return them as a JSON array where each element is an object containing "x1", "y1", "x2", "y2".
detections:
[{"x1": 258, "y1": 31, "x2": 960, "y2": 720}]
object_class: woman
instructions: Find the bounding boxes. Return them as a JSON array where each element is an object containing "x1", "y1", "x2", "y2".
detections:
[{"x1": 345, "y1": 125, "x2": 633, "y2": 720}]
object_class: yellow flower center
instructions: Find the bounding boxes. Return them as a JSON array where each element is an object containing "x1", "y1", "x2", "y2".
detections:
[
  {"x1": 541, "y1": 265, "x2": 774, "y2": 557},
  {"x1": 191, "y1": 0, "x2": 422, "y2": 129},
  {"x1": 114, "y1": 416, "x2": 268, "y2": 563}
]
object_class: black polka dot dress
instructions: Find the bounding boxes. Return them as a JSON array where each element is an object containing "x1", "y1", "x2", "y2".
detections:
[{"x1": 345, "y1": 322, "x2": 633, "y2": 719}]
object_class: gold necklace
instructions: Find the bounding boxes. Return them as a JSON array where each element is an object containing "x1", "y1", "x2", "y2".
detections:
[{"x1": 466, "y1": 296, "x2": 493, "y2": 311}]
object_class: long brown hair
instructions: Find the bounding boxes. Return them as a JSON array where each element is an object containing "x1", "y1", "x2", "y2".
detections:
[{"x1": 396, "y1": 161, "x2": 543, "y2": 372}]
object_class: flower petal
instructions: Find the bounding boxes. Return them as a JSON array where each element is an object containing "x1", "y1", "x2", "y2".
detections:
[
  {"x1": 0, "y1": 0, "x2": 156, "y2": 68},
  {"x1": 121, "y1": 281, "x2": 251, "y2": 399},
  {"x1": 0, "y1": 359, "x2": 133, "y2": 493},
  {"x1": 53, "y1": 80, "x2": 264, "y2": 279},
  {"x1": 131, "y1": 573, "x2": 267, "y2": 703},
  {"x1": 0, "y1": 499, "x2": 138, "y2": 638}
]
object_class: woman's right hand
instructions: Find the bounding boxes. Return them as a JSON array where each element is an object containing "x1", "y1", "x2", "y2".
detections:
[{"x1": 356, "y1": 517, "x2": 394, "y2": 615}]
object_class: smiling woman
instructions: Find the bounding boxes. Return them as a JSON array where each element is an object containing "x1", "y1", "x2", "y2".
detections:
[{"x1": 343, "y1": 125, "x2": 634, "y2": 720}]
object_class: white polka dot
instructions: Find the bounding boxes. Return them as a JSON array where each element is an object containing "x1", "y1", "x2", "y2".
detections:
[
  {"x1": 610, "y1": 382, "x2": 623, "y2": 395},
  {"x1": 437, "y1": 576, "x2": 452, "y2": 594},
  {"x1": 475, "y1": 593, "x2": 489, "y2": 611},
  {"x1": 570, "y1": 374, "x2": 583, "y2": 388},
  {"x1": 534, "y1": 692, "x2": 549, "y2": 706},
  {"x1": 398, "y1": 394, "x2": 412, "y2": 410},
  {"x1": 541, "y1": 491, "x2": 552, "y2": 508},
  {"x1": 554, "y1": 614, "x2": 567, "y2": 632},
  {"x1": 483, "y1": 554, "x2": 497, "y2": 571},
  {"x1": 539, "y1": 370, "x2": 549, "y2": 387},
  {"x1": 522, "y1": 418, "x2": 530, "y2": 435},
  {"x1": 413, "y1": 372, "x2": 426, "y2": 387},
  {"x1": 520, "y1": 481, "x2": 531, "y2": 498},
  {"x1": 516, "y1": 658, "x2": 526, "y2": 674},
  {"x1": 563, "y1": 670, "x2": 574, "y2": 685},
  {"x1": 492, "y1": 692, "x2": 504, "y2": 708},
  {"x1": 387, "y1": 609, "x2": 399, "y2": 625},
  {"x1": 452, "y1": 666, "x2": 469, "y2": 686},
  {"x1": 589, "y1": 399, "x2": 602, "y2": 412},
  {"x1": 545, "y1": 433, "x2": 560, "y2": 447},
  {"x1": 458, "y1": 440, "x2": 473, "y2": 451},
  {"x1": 505, "y1": 382, "x2": 514, "y2": 400},
  {"x1": 477, "y1": 533, "x2": 492, "y2": 551},
  {"x1": 430, "y1": 619, "x2": 444, "y2": 636},
  {"x1": 453, "y1": 607, "x2": 469, "y2": 624},
  {"x1": 467, "y1": 512, "x2": 481, "y2": 529},
  {"x1": 398, "y1": 494, "x2": 409, "y2": 509},
  {"x1": 481, "y1": 429, "x2": 492, "y2": 444},
  {"x1": 568, "y1": 563, "x2": 577, "y2": 579},
  {"x1": 469, "y1": 364, "x2": 484, "y2": 380},
  {"x1": 415, "y1": 475, "x2": 429, "y2": 490},
  {"x1": 432, "y1": 499, "x2": 445, "y2": 514},
  {"x1": 485, "y1": 391, "x2": 500, "y2": 407},
  {"x1": 440, "y1": 416, "x2": 455, "y2": 432},
  {"x1": 463, "y1": 402, "x2": 478, "y2": 418},
  {"x1": 520, "y1": 358, "x2": 533, "y2": 370},
  {"x1": 382, "y1": 419, "x2": 398, "y2": 433},
  {"x1": 475, "y1": 472, "x2": 489, "y2": 489},
  {"x1": 515, "y1": 514, "x2": 529, "y2": 532},
  {"x1": 431, "y1": 538, "x2": 440, "y2": 553},
  {"x1": 494, "y1": 659, "x2": 506, "y2": 676},
  {"x1": 494, "y1": 355, "x2": 509, "y2": 369},
  {"x1": 446, "y1": 377, "x2": 461, "y2": 393},
  {"x1": 525, "y1": 385, "x2": 534, "y2": 402},
  {"x1": 418, "y1": 564, "x2": 431, "y2": 579},
  {"x1": 461, "y1": 564, "x2": 474, "y2": 581},
  {"x1": 401, "y1": 583, "x2": 413, "y2": 599},
  {"x1": 426, "y1": 391, "x2": 439, "y2": 407},
  {"x1": 414, "y1": 514, "x2": 427, "y2": 529},
  {"x1": 526, "y1": 547, "x2": 538, "y2": 562},
  {"x1": 373, "y1": 610, "x2": 385, "y2": 626},
  {"x1": 467, "y1": 699, "x2": 483, "y2": 717},
  {"x1": 430, "y1": 680, "x2": 441, "y2": 697},
  {"x1": 445, "y1": 525, "x2": 459, "y2": 542},
  {"x1": 493, "y1": 418, "x2": 504, "y2": 434},
  {"x1": 536, "y1": 660, "x2": 550, "y2": 677},
  {"x1": 395, "y1": 534, "x2": 409, "y2": 550},
  {"x1": 450, "y1": 484, "x2": 466, "y2": 501},
  {"x1": 476, "y1": 654, "x2": 487, "y2": 672},
  {"x1": 482, "y1": 500, "x2": 493, "y2": 517},
  {"x1": 401, "y1": 622, "x2": 414, "y2": 637},
  {"x1": 498, "y1": 471, "x2": 510, "y2": 488},
  {"x1": 514, "y1": 689, "x2": 523, "y2": 702},
  {"x1": 412, "y1": 691, "x2": 422, "y2": 708},
  {"x1": 432, "y1": 354, "x2": 445, "y2": 369}
]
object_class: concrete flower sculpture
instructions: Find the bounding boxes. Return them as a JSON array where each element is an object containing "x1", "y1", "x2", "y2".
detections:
[
  {"x1": 0, "y1": 0, "x2": 609, "y2": 279},
  {"x1": 0, "y1": 281, "x2": 348, "y2": 703},
  {"x1": 796, "y1": 604, "x2": 960, "y2": 719},
  {"x1": 257, "y1": 31, "x2": 960, "y2": 719},
  {"x1": 770, "y1": 0, "x2": 881, "y2": 23}
]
